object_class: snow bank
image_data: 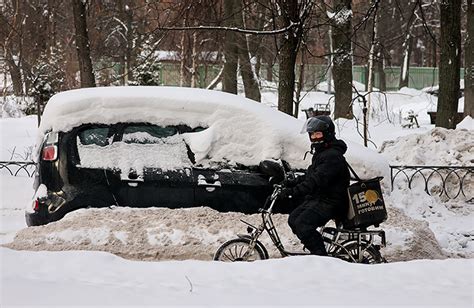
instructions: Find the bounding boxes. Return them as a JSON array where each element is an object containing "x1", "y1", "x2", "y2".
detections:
[
  {"x1": 457, "y1": 115, "x2": 473, "y2": 130},
  {"x1": 4, "y1": 205, "x2": 450, "y2": 262},
  {"x1": 380, "y1": 127, "x2": 474, "y2": 166},
  {"x1": 379, "y1": 127, "x2": 473, "y2": 257}
]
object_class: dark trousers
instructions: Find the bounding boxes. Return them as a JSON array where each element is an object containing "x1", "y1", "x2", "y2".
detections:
[{"x1": 288, "y1": 198, "x2": 336, "y2": 256}]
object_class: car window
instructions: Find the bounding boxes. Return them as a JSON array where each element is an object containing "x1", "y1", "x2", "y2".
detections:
[
  {"x1": 78, "y1": 127, "x2": 112, "y2": 146},
  {"x1": 122, "y1": 125, "x2": 178, "y2": 144}
]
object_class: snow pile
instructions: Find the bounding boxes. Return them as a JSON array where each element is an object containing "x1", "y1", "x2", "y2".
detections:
[
  {"x1": 457, "y1": 115, "x2": 473, "y2": 130},
  {"x1": 5, "y1": 204, "x2": 448, "y2": 262},
  {"x1": 0, "y1": 96, "x2": 35, "y2": 118},
  {"x1": 388, "y1": 189, "x2": 473, "y2": 258},
  {"x1": 379, "y1": 127, "x2": 474, "y2": 166},
  {"x1": 379, "y1": 127, "x2": 473, "y2": 257}
]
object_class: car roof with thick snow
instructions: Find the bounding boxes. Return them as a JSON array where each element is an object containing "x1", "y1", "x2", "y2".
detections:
[{"x1": 39, "y1": 86, "x2": 310, "y2": 169}]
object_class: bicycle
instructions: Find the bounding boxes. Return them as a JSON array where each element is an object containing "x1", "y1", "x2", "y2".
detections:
[{"x1": 214, "y1": 160, "x2": 387, "y2": 264}]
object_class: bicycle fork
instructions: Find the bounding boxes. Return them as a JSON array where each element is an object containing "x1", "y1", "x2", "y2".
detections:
[{"x1": 238, "y1": 219, "x2": 266, "y2": 260}]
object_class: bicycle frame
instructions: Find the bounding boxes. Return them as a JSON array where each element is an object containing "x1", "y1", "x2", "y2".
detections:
[{"x1": 239, "y1": 184, "x2": 386, "y2": 261}]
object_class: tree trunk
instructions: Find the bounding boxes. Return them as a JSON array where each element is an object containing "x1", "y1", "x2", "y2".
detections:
[
  {"x1": 119, "y1": 0, "x2": 134, "y2": 83},
  {"x1": 465, "y1": 0, "x2": 474, "y2": 118},
  {"x1": 179, "y1": 15, "x2": 192, "y2": 87},
  {"x1": 266, "y1": 54, "x2": 273, "y2": 82},
  {"x1": 376, "y1": 56, "x2": 386, "y2": 91},
  {"x1": 191, "y1": 32, "x2": 199, "y2": 88},
  {"x1": 72, "y1": 0, "x2": 95, "y2": 87},
  {"x1": 294, "y1": 52, "x2": 305, "y2": 118},
  {"x1": 238, "y1": 42, "x2": 261, "y2": 101},
  {"x1": 332, "y1": 0, "x2": 353, "y2": 119},
  {"x1": 436, "y1": 0, "x2": 461, "y2": 129},
  {"x1": 277, "y1": 0, "x2": 300, "y2": 115},
  {"x1": 398, "y1": 33, "x2": 412, "y2": 89},
  {"x1": 235, "y1": 0, "x2": 261, "y2": 102},
  {"x1": 47, "y1": 0, "x2": 56, "y2": 53},
  {"x1": 222, "y1": 0, "x2": 238, "y2": 94},
  {"x1": 278, "y1": 34, "x2": 298, "y2": 115},
  {"x1": 5, "y1": 49, "x2": 23, "y2": 95},
  {"x1": 375, "y1": 2, "x2": 386, "y2": 91}
]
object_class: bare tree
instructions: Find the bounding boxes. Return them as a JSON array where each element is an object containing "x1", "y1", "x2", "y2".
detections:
[
  {"x1": 72, "y1": 0, "x2": 95, "y2": 87},
  {"x1": 0, "y1": 1, "x2": 24, "y2": 95},
  {"x1": 331, "y1": 0, "x2": 353, "y2": 119},
  {"x1": 374, "y1": 1, "x2": 387, "y2": 91},
  {"x1": 234, "y1": 0, "x2": 260, "y2": 102},
  {"x1": 275, "y1": 0, "x2": 313, "y2": 116},
  {"x1": 436, "y1": 0, "x2": 461, "y2": 129},
  {"x1": 465, "y1": 0, "x2": 474, "y2": 117},
  {"x1": 398, "y1": 27, "x2": 414, "y2": 89}
]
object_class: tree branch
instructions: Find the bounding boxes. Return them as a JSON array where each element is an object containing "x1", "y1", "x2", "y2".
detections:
[{"x1": 155, "y1": 22, "x2": 300, "y2": 35}]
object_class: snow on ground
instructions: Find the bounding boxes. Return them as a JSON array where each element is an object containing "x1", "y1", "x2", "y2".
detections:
[
  {"x1": 0, "y1": 115, "x2": 37, "y2": 161},
  {"x1": 2, "y1": 248, "x2": 472, "y2": 307},
  {"x1": 0, "y1": 87, "x2": 473, "y2": 307}
]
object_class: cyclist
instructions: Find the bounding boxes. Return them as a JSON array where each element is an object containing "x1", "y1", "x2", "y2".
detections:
[{"x1": 280, "y1": 115, "x2": 350, "y2": 256}]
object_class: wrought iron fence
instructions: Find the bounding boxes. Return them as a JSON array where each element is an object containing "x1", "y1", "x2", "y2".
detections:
[
  {"x1": 390, "y1": 165, "x2": 473, "y2": 202},
  {"x1": 0, "y1": 161, "x2": 36, "y2": 177}
]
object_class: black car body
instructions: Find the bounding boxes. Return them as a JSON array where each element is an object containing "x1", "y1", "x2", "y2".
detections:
[{"x1": 26, "y1": 87, "x2": 306, "y2": 226}]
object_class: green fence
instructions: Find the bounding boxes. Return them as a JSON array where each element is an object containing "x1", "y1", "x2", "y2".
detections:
[
  {"x1": 155, "y1": 63, "x2": 464, "y2": 91},
  {"x1": 353, "y1": 66, "x2": 465, "y2": 90}
]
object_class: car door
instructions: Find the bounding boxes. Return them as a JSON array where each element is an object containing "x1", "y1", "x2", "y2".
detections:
[
  {"x1": 114, "y1": 123, "x2": 195, "y2": 208},
  {"x1": 193, "y1": 167, "x2": 271, "y2": 213}
]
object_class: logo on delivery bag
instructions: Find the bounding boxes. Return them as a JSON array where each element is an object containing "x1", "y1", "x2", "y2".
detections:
[{"x1": 351, "y1": 189, "x2": 384, "y2": 214}]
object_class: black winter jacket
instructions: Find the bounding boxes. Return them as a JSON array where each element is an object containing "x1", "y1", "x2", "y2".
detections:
[{"x1": 291, "y1": 139, "x2": 350, "y2": 214}]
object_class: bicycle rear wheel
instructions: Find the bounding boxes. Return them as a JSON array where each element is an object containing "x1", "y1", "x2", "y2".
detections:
[
  {"x1": 333, "y1": 242, "x2": 384, "y2": 264},
  {"x1": 214, "y1": 238, "x2": 268, "y2": 262}
]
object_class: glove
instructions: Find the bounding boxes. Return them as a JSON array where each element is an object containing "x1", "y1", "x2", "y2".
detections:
[
  {"x1": 282, "y1": 177, "x2": 298, "y2": 187},
  {"x1": 279, "y1": 187, "x2": 293, "y2": 199}
]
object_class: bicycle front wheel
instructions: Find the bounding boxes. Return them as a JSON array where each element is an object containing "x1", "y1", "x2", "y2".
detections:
[
  {"x1": 213, "y1": 238, "x2": 268, "y2": 262},
  {"x1": 333, "y1": 242, "x2": 384, "y2": 264}
]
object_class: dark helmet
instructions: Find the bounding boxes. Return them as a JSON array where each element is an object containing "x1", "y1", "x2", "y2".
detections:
[{"x1": 302, "y1": 115, "x2": 336, "y2": 142}]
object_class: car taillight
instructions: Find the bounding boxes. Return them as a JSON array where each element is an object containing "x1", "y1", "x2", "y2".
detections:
[
  {"x1": 42, "y1": 145, "x2": 57, "y2": 161},
  {"x1": 33, "y1": 199, "x2": 39, "y2": 211}
]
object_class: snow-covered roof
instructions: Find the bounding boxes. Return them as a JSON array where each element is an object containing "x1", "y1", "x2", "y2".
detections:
[
  {"x1": 40, "y1": 86, "x2": 310, "y2": 169},
  {"x1": 154, "y1": 50, "x2": 219, "y2": 62}
]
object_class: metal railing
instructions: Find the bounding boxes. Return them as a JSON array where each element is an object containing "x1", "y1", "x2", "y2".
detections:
[
  {"x1": 390, "y1": 165, "x2": 473, "y2": 202},
  {"x1": 0, "y1": 161, "x2": 36, "y2": 177}
]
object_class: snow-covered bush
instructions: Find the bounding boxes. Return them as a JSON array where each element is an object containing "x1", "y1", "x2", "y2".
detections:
[
  {"x1": 130, "y1": 41, "x2": 162, "y2": 86},
  {"x1": 27, "y1": 44, "x2": 66, "y2": 115}
]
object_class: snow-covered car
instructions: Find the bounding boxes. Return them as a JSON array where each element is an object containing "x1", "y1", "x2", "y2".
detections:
[{"x1": 26, "y1": 86, "x2": 311, "y2": 226}]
